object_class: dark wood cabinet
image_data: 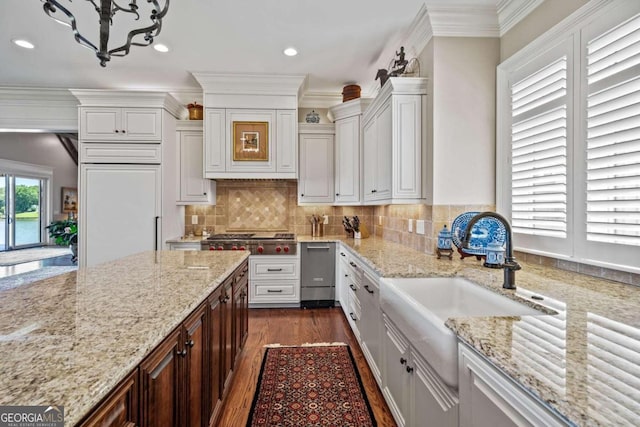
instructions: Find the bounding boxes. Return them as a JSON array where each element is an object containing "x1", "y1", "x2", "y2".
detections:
[
  {"x1": 183, "y1": 303, "x2": 207, "y2": 427},
  {"x1": 207, "y1": 286, "x2": 224, "y2": 426},
  {"x1": 83, "y1": 258, "x2": 249, "y2": 427},
  {"x1": 79, "y1": 370, "x2": 138, "y2": 427},
  {"x1": 140, "y1": 328, "x2": 182, "y2": 427}
]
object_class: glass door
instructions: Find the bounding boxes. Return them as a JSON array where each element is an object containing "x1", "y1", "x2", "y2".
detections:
[{"x1": 0, "y1": 174, "x2": 46, "y2": 251}]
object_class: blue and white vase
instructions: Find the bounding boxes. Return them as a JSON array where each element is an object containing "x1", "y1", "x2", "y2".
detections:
[
  {"x1": 437, "y1": 224, "x2": 452, "y2": 250},
  {"x1": 485, "y1": 241, "x2": 505, "y2": 266}
]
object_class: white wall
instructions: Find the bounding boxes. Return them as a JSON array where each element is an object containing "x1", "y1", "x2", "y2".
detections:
[
  {"x1": 0, "y1": 133, "x2": 78, "y2": 216},
  {"x1": 500, "y1": 0, "x2": 589, "y2": 61},
  {"x1": 431, "y1": 37, "x2": 500, "y2": 205}
]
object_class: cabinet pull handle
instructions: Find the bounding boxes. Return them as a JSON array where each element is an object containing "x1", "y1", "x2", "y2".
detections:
[
  {"x1": 267, "y1": 268, "x2": 283, "y2": 272},
  {"x1": 340, "y1": 252, "x2": 346, "y2": 257},
  {"x1": 154, "y1": 216, "x2": 160, "y2": 251},
  {"x1": 406, "y1": 365, "x2": 414, "y2": 374},
  {"x1": 307, "y1": 246, "x2": 331, "y2": 250},
  {"x1": 176, "y1": 349, "x2": 187, "y2": 357},
  {"x1": 186, "y1": 340, "x2": 195, "y2": 348},
  {"x1": 349, "y1": 284, "x2": 357, "y2": 291},
  {"x1": 372, "y1": 189, "x2": 377, "y2": 193},
  {"x1": 267, "y1": 289, "x2": 283, "y2": 293},
  {"x1": 400, "y1": 357, "x2": 407, "y2": 365},
  {"x1": 349, "y1": 313, "x2": 357, "y2": 321},
  {"x1": 364, "y1": 285, "x2": 374, "y2": 294}
]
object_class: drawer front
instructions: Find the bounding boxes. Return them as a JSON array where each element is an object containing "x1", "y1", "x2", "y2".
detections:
[
  {"x1": 250, "y1": 256, "x2": 299, "y2": 279},
  {"x1": 250, "y1": 279, "x2": 299, "y2": 303},
  {"x1": 81, "y1": 143, "x2": 161, "y2": 164}
]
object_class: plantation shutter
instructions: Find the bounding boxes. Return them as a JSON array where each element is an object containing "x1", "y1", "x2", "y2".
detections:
[
  {"x1": 510, "y1": 57, "x2": 568, "y2": 238},
  {"x1": 586, "y1": 14, "x2": 640, "y2": 247}
]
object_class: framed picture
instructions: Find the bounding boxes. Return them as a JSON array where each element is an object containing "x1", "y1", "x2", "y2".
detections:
[
  {"x1": 233, "y1": 121, "x2": 269, "y2": 161},
  {"x1": 61, "y1": 187, "x2": 78, "y2": 213}
]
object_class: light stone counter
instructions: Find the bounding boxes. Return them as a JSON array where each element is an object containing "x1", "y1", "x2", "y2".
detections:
[
  {"x1": 298, "y1": 235, "x2": 640, "y2": 426},
  {"x1": 0, "y1": 250, "x2": 248, "y2": 426}
]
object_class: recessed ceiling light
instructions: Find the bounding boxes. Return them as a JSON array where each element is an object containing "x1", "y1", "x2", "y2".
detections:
[
  {"x1": 154, "y1": 43, "x2": 169, "y2": 53},
  {"x1": 283, "y1": 47, "x2": 298, "y2": 57},
  {"x1": 12, "y1": 39, "x2": 35, "y2": 49}
]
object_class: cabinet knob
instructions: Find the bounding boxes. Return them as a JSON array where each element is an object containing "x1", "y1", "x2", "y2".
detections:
[
  {"x1": 186, "y1": 340, "x2": 195, "y2": 348},
  {"x1": 114, "y1": 130, "x2": 119, "y2": 133},
  {"x1": 121, "y1": 129, "x2": 126, "y2": 133},
  {"x1": 400, "y1": 357, "x2": 407, "y2": 365},
  {"x1": 204, "y1": 192, "x2": 207, "y2": 195},
  {"x1": 406, "y1": 365, "x2": 414, "y2": 374},
  {"x1": 301, "y1": 194, "x2": 304, "y2": 197},
  {"x1": 372, "y1": 189, "x2": 377, "y2": 193},
  {"x1": 336, "y1": 193, "x2": 340, "y2": 196}
]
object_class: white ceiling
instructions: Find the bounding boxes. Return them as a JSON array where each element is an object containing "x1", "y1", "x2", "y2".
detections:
[{"x1": 1, "y1": 0, "x2": 513, "y2": 97}]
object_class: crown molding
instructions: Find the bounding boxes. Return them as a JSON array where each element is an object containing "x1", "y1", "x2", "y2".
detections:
[
  {"x1": 327, "y1": 98, "x2": 373, "y2": 122},
  {"x1": 69, "y1": 89, "x2": 185, "y2": 118},
  {"x1": 426, "y1": 4, "x2": 500, "y2": 37},
  {"x1": 192, "y1": 72, "x2": 306, "y2": 97},
  {"x1": 497, "y1": 0, "x2": 544, "y2": 36},
  {"x1": 298, "y1": 91, "x2": 343, "y2": 109},
  {"x1": 298, "y1": 123, "x2": 335, "y2": 134},
  {"x1": 176, "y1": 120, "x2": 204, "y2": 132},
  {"x1": 0, "y1": 87, "x2": 78, "y2": 132}
]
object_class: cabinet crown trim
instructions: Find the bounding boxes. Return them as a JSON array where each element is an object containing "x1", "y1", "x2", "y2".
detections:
[
  {"x1": 328, "y1": 98, "x2": 373, "y2": 122},
  {"x1": 70, "y1": 90, "x2": 185, "y2": 118},
  {"x1": 192, "y1": 73, "x2": 306, "y2": 97},
  {"x1": 176, "y1": 120, "x2": 204, "y2": 132},
  {"x1": 363, "y1": 77, "x2": 428, "y2": 123},
  {"x1": 298, "y1": 123, "x2": 335, "y2": 134}
]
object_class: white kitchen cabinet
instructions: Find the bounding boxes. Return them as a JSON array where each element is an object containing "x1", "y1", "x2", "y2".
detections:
[
  {"x1": 176, "y1": 121, "x2": 215, "y2": 205},
  {"x1": 80, "y1": 163, "x2": 162, "y2": 267},
  {"x1": 298, "y1": 123, "x2": 335, "y2": 204},
  {"x1": 80, "y1": 107, "x2": 162, "y2": 142},
  {"x1": 359, "y1": 270, "x2": 382, "y2": 385},
  {"x1": 203, "y1": 107, "x2": 298, "y2": 179},
  {"x1": 248, "y1": 255, "x2": 300, "y2": 307},
  {"x1": 328, "y1": 98, "x2": 372, "y2": 205},
  {"x1": 362, "y1": 77, "x2": 427, "y2": 205},
  {"x1": 383, "y1": 313, "x2": 459, "y2": 427},
  {"x1": 458, "y1": 342, "x2": 566, "y2": 427},
  {"x1": 363, "y1": 102, "x2": 392, "y2": 202},
  {"x1": 204, "y1": 108, "x2": 226, "y2": 174},
  {"x1": 276, "y1": 110, "x2": 297, "y2": 174}
]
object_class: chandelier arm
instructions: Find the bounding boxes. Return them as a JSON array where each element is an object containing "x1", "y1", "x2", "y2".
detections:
[
  {"x1": 84, "y1": 0, "x2": 101, "y2": 15},
  {"x1": 42, "y1": 1, "x2": 99, "y2": 52},
  {"x1": 108, "y1": 0, "x2": 168, "y2": 57},
  {"x1": 112, "y1": 1, "x2": 141, "y2": 20}
]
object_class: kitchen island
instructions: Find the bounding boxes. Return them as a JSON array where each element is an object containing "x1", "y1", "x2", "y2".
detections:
[
  {"x1": 299, "y1": 235, "x2": 640, "y2": 426},
  {"x1": 0, "y1": 250, "x2": 249, "y2": 426}
]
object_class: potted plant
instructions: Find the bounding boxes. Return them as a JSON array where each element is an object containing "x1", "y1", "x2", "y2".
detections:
[{"x1": 46, "y1": 219, "x2": 78, "y2": 262}]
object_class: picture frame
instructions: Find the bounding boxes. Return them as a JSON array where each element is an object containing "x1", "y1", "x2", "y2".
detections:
[
  {"x1": 61, "y1": 187, "x2": 78, "y2": 213},
  {"x1": 233, "y1": 121, "x2": 269, "y2": 161}
]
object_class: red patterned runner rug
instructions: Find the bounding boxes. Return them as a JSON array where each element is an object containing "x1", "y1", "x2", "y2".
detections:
[{"x1": 247, "y1": 344, "x2": 377, "y2": 426}]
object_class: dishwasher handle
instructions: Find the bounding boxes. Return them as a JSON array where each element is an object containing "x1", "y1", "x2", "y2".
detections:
[{"x1": 305, "y1": 246, "x2": 332, "y2": 250}]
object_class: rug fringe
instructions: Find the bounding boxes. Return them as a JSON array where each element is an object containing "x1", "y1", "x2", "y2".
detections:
[{"x1": 263, "y1": 342, "x2": 347, "y2": 348}]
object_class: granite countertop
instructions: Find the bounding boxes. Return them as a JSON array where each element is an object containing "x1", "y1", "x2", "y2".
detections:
[
  {"x1": 298, "y1": 235, "x2": 640, "y2": 426},
  {"x1": 0, "y1": 250, "x2": 248, "y2": 426}
]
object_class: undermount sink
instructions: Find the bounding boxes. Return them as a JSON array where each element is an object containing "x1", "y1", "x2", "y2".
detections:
[{"x1": 379, "y1": 277, "x2": 542, "y2": 389}]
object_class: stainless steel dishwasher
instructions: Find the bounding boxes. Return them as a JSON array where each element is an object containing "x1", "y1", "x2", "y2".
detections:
[{"x1": 300, "y1": 242, "x2": 336, "y2": 308}]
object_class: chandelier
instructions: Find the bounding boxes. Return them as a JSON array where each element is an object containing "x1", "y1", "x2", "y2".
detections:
[{"x1": 41, "y1": 0, "x2": 170, "y2": 67}]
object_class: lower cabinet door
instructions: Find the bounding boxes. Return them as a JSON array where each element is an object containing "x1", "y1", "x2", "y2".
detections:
[
  {"x1": 184, "y1": 304, "x2": 207, "y2": 427},
  {"x1": 207, "y1": 288, "x2": 224, "y2": 426},
  {"x1": 140, "y1": 328, "x2": 182, "y2": 427},
  {"x1": 79, "y1": 370, "x2": 138, "y2": 427},
  {"x1": 382, "y1": 314, "x2": 410, "y2": 427}
]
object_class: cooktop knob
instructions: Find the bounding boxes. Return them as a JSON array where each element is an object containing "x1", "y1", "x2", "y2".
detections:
[
  {"x1": 209, "y1": 246, "x2": 214, "y2": 251},
  {"x1": 283, "y1": 246, "x2": 289, "y2": 253},
  {"x1": 231, "y1": 246, "x2": 238, "y2": 250},
  {"x1": 257, "y1": 246, "x2": 264, "y2": 253},
  {"x1": 276, "y1": 246, "x2": 282, "y2": 253},
  {"x1": 239, "y1": 246, "x2": 246, "y2": 251},
  {"x1": 217, "y1": 246, "x2": 224, "y2": 251}
]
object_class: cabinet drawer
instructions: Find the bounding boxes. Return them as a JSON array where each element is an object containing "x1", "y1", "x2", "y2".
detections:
[
  {"x1": 250, "y1": 279, "x2": 299, "y2": 303},
  {"x1": 81, "y1": 143, "x2": 161, "y2": 164},
  {"x1": 250, "y1": 256, "x2": 299, "y2": 279}
]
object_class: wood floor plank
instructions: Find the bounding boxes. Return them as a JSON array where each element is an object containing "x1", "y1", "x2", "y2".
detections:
[{"x1": 216, "y1": 307, "x2": 397, "y2": 427}]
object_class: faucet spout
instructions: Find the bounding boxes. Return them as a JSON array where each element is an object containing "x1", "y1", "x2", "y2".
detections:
[{"x1": 461, "y1": 211, "x2": 520, "y2": 290}]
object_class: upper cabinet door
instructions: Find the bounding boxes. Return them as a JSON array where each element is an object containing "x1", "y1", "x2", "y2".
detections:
[
  {"x1": 276, "y1": 110, "x2": 297, "y2": 174},
  {"x1": 334, "y1": 115, "x2": 361, "y2": 204},
  {"x1": 299, "y1": 133, "x2": 334, "y2": 204},
  {"x1": 121, "y1": 108, "x2": 162, "y2": 141},
  {"x1": 178, "y1": 130, "x2": 214, "y2": 204},
  {"x1": 204, "y1": 108, "x2": 226, "y2": 174},
  {"x1": 80, "y1": 107, "x2": 161, "y2": 142}
]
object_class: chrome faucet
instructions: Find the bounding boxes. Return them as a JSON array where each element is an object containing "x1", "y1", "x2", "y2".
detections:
[{"x1": 461, "y1": 212, "x2": 521, "y2": 290}]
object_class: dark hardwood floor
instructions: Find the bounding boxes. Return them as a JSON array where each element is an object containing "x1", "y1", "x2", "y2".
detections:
[{"x1": 217, "y1": 307, "x2": 397, "y2": 427}]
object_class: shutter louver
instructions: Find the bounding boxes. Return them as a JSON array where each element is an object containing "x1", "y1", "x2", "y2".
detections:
[
  {"x1": 587, "y1": 15, "x2": 640, "y2": 247},
  {"x1": 511, "y1": 57, "x2": 568, "y2": 238}
]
